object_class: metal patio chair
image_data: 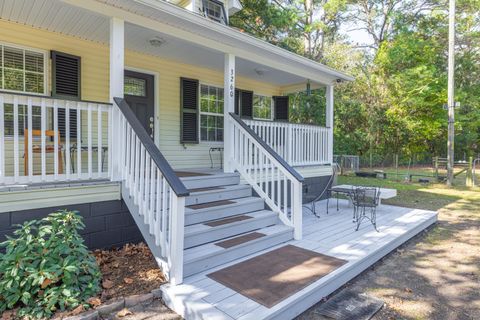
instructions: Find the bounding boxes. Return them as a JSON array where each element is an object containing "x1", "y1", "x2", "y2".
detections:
[{"x1": 352, "y1": 187, "x2": 381, "y2": 231}]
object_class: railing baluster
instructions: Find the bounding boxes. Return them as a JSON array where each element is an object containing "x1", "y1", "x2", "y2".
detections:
[
  {"x1": 97, "y1": 107, "x2": 102, "y2": 177},
  {"x1": 77, "y1": 107, "x2": 82, "y2": 179},
  {"x1": 87, "y1": 103, "x2": 93, "y2": 178},
  {"x1": 27, "y1": 98, "x2": 33, "y2": 181},
  {"x1": 13, "y1": 96, "x2": 19, "y2": 182},
  {"x1": 53, "y1": 100, "x2": 59, "y2": 180},
  {"x1": 65, "y1": 102, "x2": 71, "y2": 180},
  {"x1": 149, "y1": 157, "x2": 155, "y2": 234}
]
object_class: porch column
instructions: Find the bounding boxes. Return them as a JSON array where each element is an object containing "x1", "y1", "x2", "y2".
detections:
[
  {"x1": 223, "y1": 53, "x2": 235, "y2": 172},
  {"x1": 109, "y1": 17, "x2": 124, "y2": 180},
  {"x1": 326, "y1": 85, "x2": 334, "y2": 165}
]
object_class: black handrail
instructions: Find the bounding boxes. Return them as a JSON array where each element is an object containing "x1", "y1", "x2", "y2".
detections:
[
  {"x1": 114, "y1": 97, "x2": 189, "y2": 197},
  {"x1": 229, "y1": 112, "x2": 304, "y2": 182}
]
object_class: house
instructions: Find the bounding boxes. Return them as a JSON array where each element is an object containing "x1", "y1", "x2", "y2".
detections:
[{"x1": 0, "y1": 1, "x2": 437, "y2": 319}]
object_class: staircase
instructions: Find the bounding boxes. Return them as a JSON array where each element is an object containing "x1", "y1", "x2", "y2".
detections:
[
  {"x1": 112, "y1": 98, "x2": 303, "y2": 285},
  {"x1": 179, "y1": 171, "x2": 294, "y2": 277}
]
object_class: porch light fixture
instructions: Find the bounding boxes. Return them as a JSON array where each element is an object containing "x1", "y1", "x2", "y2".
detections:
[{"x1": 149, "y1": 37, "x2": 165, "y2": 47}]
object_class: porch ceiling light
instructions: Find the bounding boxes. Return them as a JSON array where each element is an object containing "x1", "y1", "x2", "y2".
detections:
[
  {"x1": 149, "y1": 37, "x2": 166, "y2": 47},
  {"x1": 254, "y1": 68, "x2": 267, "y2": 76}
]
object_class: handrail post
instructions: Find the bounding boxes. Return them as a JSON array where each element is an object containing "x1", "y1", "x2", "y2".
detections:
[
  {"x1": 169, "y1": 194, "x2": 185, "y2": 285},
  {"x1": 292, "y1": 180, "x2": 303, "y2": 240}
]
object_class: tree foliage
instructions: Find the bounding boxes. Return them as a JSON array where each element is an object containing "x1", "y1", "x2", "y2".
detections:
[{"x1": 231, "y1": 0, "x2": 480, "y2": 163}]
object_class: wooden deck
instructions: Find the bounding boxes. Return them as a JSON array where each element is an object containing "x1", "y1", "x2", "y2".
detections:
[{"x1": 161, "y1": 200, "x2": 438, "y2": 320}]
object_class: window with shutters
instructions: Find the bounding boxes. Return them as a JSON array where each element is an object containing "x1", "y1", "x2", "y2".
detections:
[
  {"x1": 200, "y1": 84, "x2": 224, "y2": 142},
  {"x1": 0, "y1": 43, "x2": 47, "y2": 95},
  {"x1": 253, "y1": 94, "x2": 273, "y2": 120}
]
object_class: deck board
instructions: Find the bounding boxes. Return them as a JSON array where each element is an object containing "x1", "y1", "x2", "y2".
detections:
[{"x1": 162, "y1": 200, "x2": 438, "y2": 320}]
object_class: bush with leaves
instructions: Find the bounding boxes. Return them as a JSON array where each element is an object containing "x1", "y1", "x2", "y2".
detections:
[{"x1": 0, "y1": 210, "x2": 101, "y2": 319}]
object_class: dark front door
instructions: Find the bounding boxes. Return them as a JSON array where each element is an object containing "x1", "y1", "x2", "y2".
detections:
[{"x1": 124, "y1": 70, "x2": 155, "y2": 138}]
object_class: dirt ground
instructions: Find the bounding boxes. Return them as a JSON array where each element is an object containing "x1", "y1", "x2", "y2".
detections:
[{"x1": 299, "y1": 180, "x2": 480, "y2": 320}]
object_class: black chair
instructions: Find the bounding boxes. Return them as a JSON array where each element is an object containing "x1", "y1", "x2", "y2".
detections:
[{"x1": 352, "y1": 187, "x2": 381, "y2": 231}]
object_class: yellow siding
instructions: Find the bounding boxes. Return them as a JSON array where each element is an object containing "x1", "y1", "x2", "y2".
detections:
[{"x1": 0, "y1": 19, "x2": 281, "y2": 170}]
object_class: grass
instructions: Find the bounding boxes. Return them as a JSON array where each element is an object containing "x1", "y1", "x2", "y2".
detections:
[{"x1": 337, "y1": 166, "x2": 479, "y2": 211}]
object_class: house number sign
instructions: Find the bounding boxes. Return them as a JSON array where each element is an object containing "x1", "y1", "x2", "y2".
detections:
[{"x1": 229, "y1": 68, "x2": 235, "y2": 98}]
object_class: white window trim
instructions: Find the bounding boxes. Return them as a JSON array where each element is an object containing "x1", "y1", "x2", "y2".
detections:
[
  {"x1": 253, "y1": 93, "x2": 274, "y2": 121},
  {"x1": 199, "y1": 82, "x2": 224, "y2": 144},
  {"x1": 0, "y1": 41, "x2": 49, "y2": 96}
]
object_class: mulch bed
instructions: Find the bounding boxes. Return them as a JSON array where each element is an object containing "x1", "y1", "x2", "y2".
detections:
[{"x1": 94, "y1": 242, "x2": 166, "y2": 300}]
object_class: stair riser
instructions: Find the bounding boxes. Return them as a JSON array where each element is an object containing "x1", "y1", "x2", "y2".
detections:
[
  {"x1": 184, "y1": 230, "x2": 294, "y2": 277},
  {"x1": 184, "y1": 216, "x2": 277, "y2": 249},
  {"x1": 185, "y1": 200, "x2": 264, "y2": 226},
  {"x1": 185, "y1": 187, "x2": 252, "y2": 206},
  {"x1": 182, "y1": 176, "x2": 240, "y2": 189}
]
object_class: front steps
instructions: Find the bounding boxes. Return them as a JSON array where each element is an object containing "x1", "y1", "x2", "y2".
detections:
[{"x1": 179, "y1": 170, "x2": 293, "y2": 277}]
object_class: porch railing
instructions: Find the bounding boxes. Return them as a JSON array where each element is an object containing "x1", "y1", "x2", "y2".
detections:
[
  {"x1": 112, "y1": 97, "x2": 189, "y2": 285},
  {"x1": 0, "y1": 92, "x2": 111, "y2": 185},
  {"x1": 244, "y1": 119, "x2": 331, "y2": 167},
  {"x1": 229, "y1": 113, "x2": 304, "y2": 239}
]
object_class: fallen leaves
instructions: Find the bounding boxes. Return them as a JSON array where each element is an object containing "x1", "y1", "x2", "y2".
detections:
[
  {"x1": 102, "y1": 279, "x2": 114, "y2": 289},
  {"x1": 92, "y1": 242, "x2": 166, "y2": 300},
  {"x1": 71, "y1": 305, "x2": 85, "y2": 316},
  {"x1": 87, "y1": 297, "x2": 102, "y2": 307},
  {"x1": 41, "y1": 278, "x2": 52, "y2": 289},
  {"x1": 116, "y1": 308, "x2": 133, "y2": 317}
]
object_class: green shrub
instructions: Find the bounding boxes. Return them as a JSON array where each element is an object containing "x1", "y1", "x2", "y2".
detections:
[{"x1": 0, "y1": 210, "x2": 101, "y2": 319}]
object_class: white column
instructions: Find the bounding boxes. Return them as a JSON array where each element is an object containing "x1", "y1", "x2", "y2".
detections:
[
  {"x1": 110, "y1": 17, "x2": 124, "y2": 180},
  {"x1": 223, "y1": 53, "x2": 235, "y2": 172},
  {"x1": 326, "y1": 85, "x2": 334, "y2": 165}
]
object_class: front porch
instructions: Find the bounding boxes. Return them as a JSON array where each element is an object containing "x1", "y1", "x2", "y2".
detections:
[{"x1": 161, "y1": 199, "x2": 438, "y2": 320}]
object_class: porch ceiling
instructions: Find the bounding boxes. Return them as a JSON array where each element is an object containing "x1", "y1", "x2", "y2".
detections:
[{"x1": 0, "y1": 0, "x2": 343, "y2": 87}]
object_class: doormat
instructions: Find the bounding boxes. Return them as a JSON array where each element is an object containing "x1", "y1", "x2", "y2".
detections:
[
  {"x1": 207, "y1": 245, "x2": 347, "y2": 308},
  {"x1": 215, "y1": 232, "x2": 266, "y2": 249},
  {"x1": 313, "y1": 290, "x2": 384, "y2": 320}
]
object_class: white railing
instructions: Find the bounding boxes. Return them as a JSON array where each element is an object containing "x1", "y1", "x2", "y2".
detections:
[
  {"x1": 230, "y1": 113, "x2": 304, "y2": 239},
  {"x1": 112, "y1": 98, "x2": 188, "y2": 285},
  {"x1": 0, "y1": 92, "x2": 111, "y2": 185},
  {"x1": 244, "y1": 119, "x2": 331, "y2": 167}
]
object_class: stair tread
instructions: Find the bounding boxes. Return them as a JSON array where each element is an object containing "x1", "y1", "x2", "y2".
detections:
[
  {"x1": 188, "y1": 184, "x2": 250, "y2": 195},
  {"x1": 184, "y1": 224, "x2": 293, "y2": 263},
  {"x1": 179, "y1": 171, "x2": 239, "y2": 181},
  {"x1": 185, "y1": 210, "x2": 275, "y2": 235},
  {"x1": 184, "y1": 196, "x2": 262, "y2": 214}
]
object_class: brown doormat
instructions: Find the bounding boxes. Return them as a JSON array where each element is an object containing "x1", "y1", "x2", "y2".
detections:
[
  {"x1": 174, "y1": 171, "x2": 212, "y2": 177},
  {"x1": 204, "y1": 215, "x2": 252, "y2": 227},
  {"x1": 187, "y1": 200, "x2": 235, "y2": 210},
  {"x1": 207, "y1": 245, "x2": 348, "y2": 308},
  {"x1": 215, "y1": 232, "x2": 266, "y2": 249}
]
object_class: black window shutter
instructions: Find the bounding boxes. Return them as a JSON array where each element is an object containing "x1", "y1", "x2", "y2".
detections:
[
  {"x1": 274, "y1": 96, "x2": 289, "y2": 121},
  {"x1": 180, "y1": 77, "x2": 199, "y2": 144},
  {"x1": 240, "y1": 90, "x2": 253, "y2": 119},
  {"x1": 51, "y1": 51, "x2": 81, "y2": 138}
]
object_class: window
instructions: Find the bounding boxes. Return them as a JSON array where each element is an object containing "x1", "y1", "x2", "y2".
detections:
[
  {"x1": 0, "y1": 43, "x2": 47, "y2": 95},
  {"x1": 124, "y1": 76, "x2": 146, "y2": 96},
  {"x1": 253, "y1": 94, "x2": 273, "y2": 120},
  {"x1": 200, "y1": 84, "x2": 224, "y2": 142},
  {"x1": 202, "y1": 0, "x2": 227, "y2": 24}
]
